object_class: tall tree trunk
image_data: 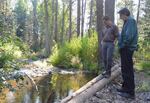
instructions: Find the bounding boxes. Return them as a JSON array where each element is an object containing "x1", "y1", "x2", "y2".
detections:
[
  {"x1": 32, "y1": 0, "x2": 39, "y2": 52},
  {"x1": 0, "y1": 2, "x2": 1, "y2": 11},
  {"x1": 77, "y1": 0, "x2": 81, "y2": 37},
  {"x1": 136, "y1": 0, "x2": 141, "y2": 24},
  {"x1": 105, "y1": 0, "x2": 115, "y2": 23},
  {"x1": 96, "y1": 0, "x2": 103, "y2": 68},
  {"x1": 81, "y1": 0, "x2": 86, "y2": 37},
  {"x1": 44, "y1": 0, "x2": 51, "y2": 57},
  {"x1": 51, "y1": 0, "x2": 55, "y2": 42},
  {"x1": 61, "y1": 2, "x2": 65, "y2": 43},
  {"x1": 54, "y1": 0, "x2": 58, "y2": 42},
  {"x1": 69, "y1": 0, "x2": 72, "y2": 41},
  {"x1": 124, "y1": 0, "x2": 128, "y2": 7},
  {"x1": 88, "y1": 0, "x2": 94, "y2": 37},
  {"x1": 3, "y1": 1, "x2": 4, "y2": 15},
  {"x1": 5, "y1": 0, "x2": 8, "y2": 31},
  {"x1": 5, "y1": 0, "x2": 7, "y2": 16}
]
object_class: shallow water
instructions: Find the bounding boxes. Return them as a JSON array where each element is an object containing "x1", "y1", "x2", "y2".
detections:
[{"x1": 0, "y1": 72, "x2": 96, "y2": 103}]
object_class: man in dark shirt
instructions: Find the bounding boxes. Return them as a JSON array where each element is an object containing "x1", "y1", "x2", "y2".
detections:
[
  {"x1": 101, "y1": 16, "x2": 119, "y2": 78},
  {"x1": 117, "y1": 8, "x2": 138, "y2": 99}
]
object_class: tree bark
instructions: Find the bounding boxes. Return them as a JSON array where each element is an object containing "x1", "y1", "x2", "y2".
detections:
[
  {"x1": 88, "y1": 0, "x2": 94, "y2": 37},
  {"x1": 105, "y1": 0, "x2": 115, "y2": 23},
  {"x1": 51, "y1": 0, "x2": 55, "y2": 42},
  {"x1": 69, "y1": 0, "x2": 72, "y2": 41},
  {"x1": 54, "y1": 0, "x2": 58, "y2": 42},
  {"x1": 44, "y1": 0, "x2": 51, "y2": 57},
  {"x1": 32, "y1": 0, "x2": 39, "y2": 52},
  {"x1": 136, "y1": 0, "x2": 141, "y2": 24},
  {"x1": 77, "y1": 0, "x2": 81, "y2": 37},
  {"x1": 61, "y1": 2, "x2": 65, "y2": 43},
  {"x1": 81, "y1": 0, "x2": 86, "y2": 37},
  {"x1": 96, "y1": 0, "x2": 103, "y2": 68}
]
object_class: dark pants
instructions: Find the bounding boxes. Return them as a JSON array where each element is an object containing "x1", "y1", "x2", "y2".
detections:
[
  {"x1": 102, "y1": 42, "x2": 114, "y2": 74},
  {"x1": 120, "y1": 47, "x2": 135, "y2": 95}
]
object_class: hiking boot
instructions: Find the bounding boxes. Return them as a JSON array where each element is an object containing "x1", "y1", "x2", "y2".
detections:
[
  {"x1": 118, "y1": 92, "x2": 135, "y2": 99},
  {"x1": 116, "y1": 88, "x2": 127, "y2": 93}
]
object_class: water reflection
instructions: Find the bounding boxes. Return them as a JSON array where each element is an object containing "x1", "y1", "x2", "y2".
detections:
[
  {"x1": 35, "y1": 96, "x2": 41, "y2": 103},
  {"x1": 23, "y1": 92, "x2": 31, "y2": 103},
  {"x1": 6, "y1": 91, "x2": 15, "y2": 103},
  {"x1": 0, "y1": 72, "x2": 96, "y2": 103}
]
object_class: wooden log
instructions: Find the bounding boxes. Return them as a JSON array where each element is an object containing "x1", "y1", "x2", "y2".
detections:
[
  {"x1": 61, "y1": 65, "x2": 121, "y2": 103},
  {"x1": 68, "y1": 68, "x2": 121, "y2": 103}
]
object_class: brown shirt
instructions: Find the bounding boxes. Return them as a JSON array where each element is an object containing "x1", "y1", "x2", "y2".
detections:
[{"x1": 102, "y1": 24, "x2": 119, "y2": 42}]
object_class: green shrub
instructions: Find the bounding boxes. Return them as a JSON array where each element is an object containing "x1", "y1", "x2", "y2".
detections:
[
  {"x1": 136, "y1": 61, "x2": 150, "y2": 75},
  {"x1": 0, "y1": 34, "x2": 30, "y2": 70},
  {"x1": 133, "y1": 32, "x2": 150, "y2": 76},
  {"x1": 79, "y1": 34, "x2": 98, "y2": 71},
  {"x1": 0, "y1": 34, "x2": 31, "y2": 91},
  {"x1": 50, "y1": 38, "x2": 82, "y2": 69},
  {"x1": 49, "y1": 33, "x2": 99, "y2": 72}
]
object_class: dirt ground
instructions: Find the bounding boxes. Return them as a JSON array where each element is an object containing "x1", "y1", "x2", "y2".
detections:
[{"x1": 85, "y1": 71, "x2": 150, "y2": 103}]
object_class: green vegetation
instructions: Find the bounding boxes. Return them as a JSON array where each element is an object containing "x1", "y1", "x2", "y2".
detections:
[
  {"x1": 134, "y1": 0, "x2": 150, "y2": 74},
  {"x1": 0, "y1": 34, "x2": 30, "y2": 70},
  {"x1": 49, "y1": 33, "x2": 99, "y2": 72},
  {"x1": 134, "y1": 36, "x2": 150, "y2": 75},
  {"x1": 136, "y1": 81, "x2": 150, "y2": 92},
  {"x1": 0, "y1": 0, "x2": 149, "y2": 97},
  {"x1": 0, "y1": 34, "x2": 30, "y2": 91},
  {"x1": 15, "y1": 0, "x2": 27, "y2": 39},
  {"x1": 136, "y1": 61, "x2": 150, "y2": 75}
]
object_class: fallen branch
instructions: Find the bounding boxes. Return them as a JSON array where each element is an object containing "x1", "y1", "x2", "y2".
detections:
[{"x1": 24, "y1": 72, "x2": 39, "y2": 93}]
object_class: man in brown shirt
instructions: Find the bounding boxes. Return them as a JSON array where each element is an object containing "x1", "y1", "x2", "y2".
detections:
[{"x1": 101, "y1": 16, "x2": 119, "y2": 78}]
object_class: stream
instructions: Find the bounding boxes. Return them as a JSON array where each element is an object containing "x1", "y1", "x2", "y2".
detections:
[{"x1": 0, "y1": 71, "x2": 97, "y2": 103}]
